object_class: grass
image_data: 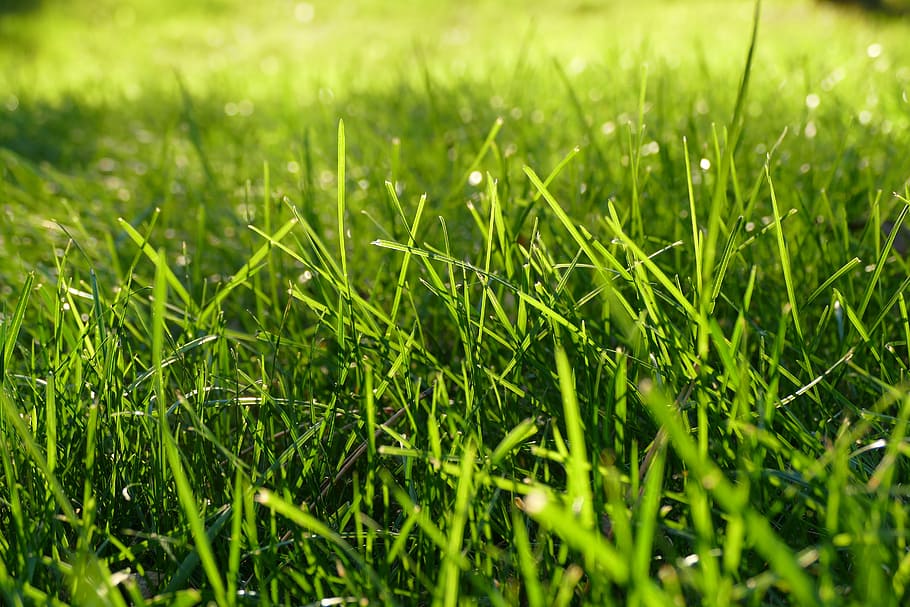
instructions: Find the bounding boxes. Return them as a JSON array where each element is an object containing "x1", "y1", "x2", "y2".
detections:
[{"x1": 2, "y1": 0, "x2": 910, "y2": 604}]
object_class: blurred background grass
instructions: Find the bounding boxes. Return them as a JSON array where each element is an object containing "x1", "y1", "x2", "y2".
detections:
[
  {"x1": 1, "y1": 0, "x2": 909, "y2": 298},
  {"x1": 3, "y1": 0, "x2": 906, "y2": 98}
]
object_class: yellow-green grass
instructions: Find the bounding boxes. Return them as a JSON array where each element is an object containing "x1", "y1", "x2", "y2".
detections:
[{"x1": 2, "y1": 0, "x2": 910, "y2": 604}]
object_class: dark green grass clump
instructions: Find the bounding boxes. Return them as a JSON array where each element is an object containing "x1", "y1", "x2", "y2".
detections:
[{"x1": 3, "y1": 1, "x2": 910, "y2": 605}]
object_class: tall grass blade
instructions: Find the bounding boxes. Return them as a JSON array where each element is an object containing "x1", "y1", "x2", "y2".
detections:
[
  {"x1": 511, "y1": 510, "x2": 545, "y2": 607},
  {"x1": 2, "y1": 272, "x2": 33, "y2": 377},
  {"x1": 439, "y1": 442, "x2": 475, "y2": 607},
  {"x1": 152, "y1": 249, "x2": 226, "y2": 604},
  {"x1": 118, "y1": 216, "x2": 194, "y2": 312},
  {"x1": 639, "y1": 381, "x2": 819, "y2": 605},
  {"x1": 859, "y1": 203, "x2": 909, "y2": 318},
  {"x1": 555, "y1": 346, "x2": 594, "y2": 528},
  {"x1": 520, "y1": 490, "x2": 629, "y2": 584},
  {"x1": 161, "y1": 431, "x2": 230, "y2": 605},
  {"x1": 337, "y1": 119, "x2": 348, "y2": 286},
  {"x1": 703, "y1": 0, "x2": 761, "y2": 308}
]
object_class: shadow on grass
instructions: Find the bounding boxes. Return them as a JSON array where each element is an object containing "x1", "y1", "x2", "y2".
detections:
[
  {"x1": 818, "y1": 0, "x2": 910, "y2": 15},
  {"x1": 0, "y1": 0, "x2": 42, "y2": 16},
  {"x1": 1, "y1": 94, "x2": 105, "y2": 168},
  {"x1": 2, "y1": 62, "x2": 908, "y2": 304}
]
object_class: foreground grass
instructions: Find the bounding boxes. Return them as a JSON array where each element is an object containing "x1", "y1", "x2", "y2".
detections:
[{"x1": 2, "y1": 0, "x2": 910, "y2": 605}]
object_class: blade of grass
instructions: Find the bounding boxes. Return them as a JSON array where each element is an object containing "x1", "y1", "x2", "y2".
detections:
[
  {"x1": 683, "y1": 137, "x2": 704, "y2": 304},
  {"x1": 806, "y1": 257, "x2": 862, "y2": 306},
  {"x1": 337, "y1": 119, "x2": 348, "y2": 287},
  {"x1": 2, "y1": 272, "x2": 33, "y2": 377},
  {"x1": 152, "y1": 249, "x2": 227, "y2": 604},
  {"x1": 639, "y1": 381, "x2": 819, "y2": 605},
  {"x1": 384, "y1": 183, "x2": 427, "y2": 334},
  {"x1": 555, "y1": 345, "x2": 594, "y2": 528},
  {"x1": 709, "y1": 215, "x2": 745, "y2": 308},
  {"x1": 490, "y1": 418, "x2": 538, "y2": 468},
  {"x1": 766, "y1": 165, "x2": 815, "y2": 378},
  {"x1": 118, "y1": 215, "x2": 194, "y2": 312},
  {"x1": 702, "y1": 0, "x2": 761, "y2": 312},
  {"x1": 477, "y1": 175, "x2": 499, "y2": 350},
  {"x1": 226, "y1": 470, "x2": 245, "y2": 601},
  {"x1": 859, "y1": 203, "x2": 909, "y2": 318},
  {"x1": 45, "y1": 372, "x2": 56, "y2": 475},
  {"x1": 524, "y1": 166, "x2": 631, "y2": 282},
  {"x1": 439, "y1": 442, "x2": 476, "y2": 607},
  {"x1": 632, "y1": 435, "x2": 666, "y2": 594},
  {"x1": 197, "y1": 217, "x2": 299, "y2": 324},
  {"x1": 0, "y1": 387, "x2": 78, "y2": 527},
  {"x1": 256, "y1": 489, "x2": 395, "y2": 603},
  {"x1": 445, "y1": 117, "x2": 504, "y2": 203},
  {"x1": 511, "y1": 510, "x2": 545, "y2": 607},
  {"x1": 520, "y1": 489, "x2": 629, "y2": 584}
]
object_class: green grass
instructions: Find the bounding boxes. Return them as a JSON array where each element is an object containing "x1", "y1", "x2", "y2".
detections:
[{"x1": 2, "y1": 0, "x2": 910, "y2": 604}]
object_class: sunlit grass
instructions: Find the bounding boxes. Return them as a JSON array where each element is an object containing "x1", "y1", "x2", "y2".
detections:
[{"x1": 2, "y1": 0, "x2": 910, "y2": 604}]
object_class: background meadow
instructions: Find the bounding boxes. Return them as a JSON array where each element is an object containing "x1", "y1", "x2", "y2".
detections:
[{"x1": 2, "y1": 0, "x2": 910, "y2": 604}]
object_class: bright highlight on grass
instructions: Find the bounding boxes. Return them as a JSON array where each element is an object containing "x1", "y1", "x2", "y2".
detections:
[{"x1": 2, "y1": 0, "x2": 910, "y2": 605}]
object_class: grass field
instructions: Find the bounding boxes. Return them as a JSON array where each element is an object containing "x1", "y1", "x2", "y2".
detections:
[{"x1": 2, "y1": 0, "x2": 910, "y2": 604}]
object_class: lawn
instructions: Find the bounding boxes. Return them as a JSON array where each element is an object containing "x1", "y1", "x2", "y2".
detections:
[{"x1": 2, "y1": 0, "x2": 910, "y2": 604}]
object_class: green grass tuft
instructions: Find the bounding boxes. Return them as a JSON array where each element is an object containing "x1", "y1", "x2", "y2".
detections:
[{"x1": 2, "y1": 0, "x2": 910, "y2": 604}]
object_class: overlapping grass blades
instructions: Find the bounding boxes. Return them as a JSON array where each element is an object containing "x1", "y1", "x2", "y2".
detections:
[{"x1": 3, "y1": 0, "x2": 910, "y2": 604}]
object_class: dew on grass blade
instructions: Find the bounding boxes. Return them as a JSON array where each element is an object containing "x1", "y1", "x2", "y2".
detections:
[
  {"x1": 640, "y1": 141, "x2": 659, "y2": 156},
  {"x1": 804, "y1": 121, "x2": 817, "y2": 139},
  {"x1": 522, "y1": 490, "x2": 547, "y2": 514}
]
